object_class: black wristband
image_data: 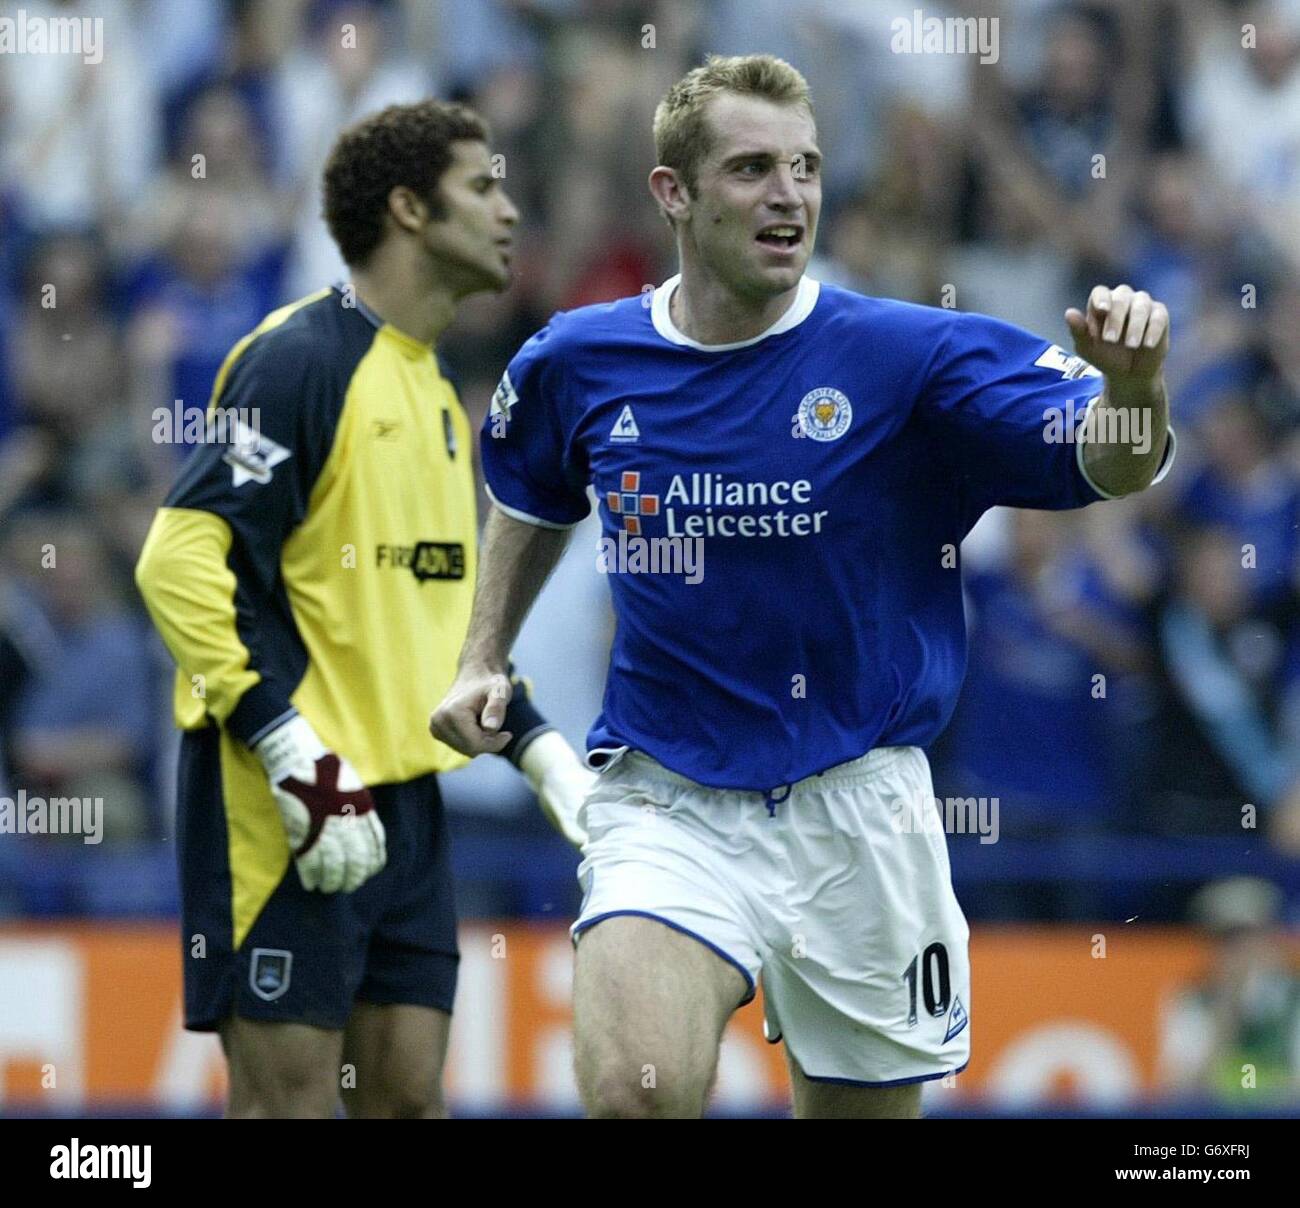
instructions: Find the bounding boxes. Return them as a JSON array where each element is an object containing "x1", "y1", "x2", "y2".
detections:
[{"x1": 498, "y1": 693, "x2": 552, "y2": 766}]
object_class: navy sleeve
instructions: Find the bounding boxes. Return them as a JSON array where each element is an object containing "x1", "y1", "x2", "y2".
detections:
[{"x1": 165, "y1": 329, "x2": 339, "y2": 581}]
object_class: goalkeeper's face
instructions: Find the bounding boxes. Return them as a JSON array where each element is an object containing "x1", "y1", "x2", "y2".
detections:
[
  {"x1": 677, "y1": 94, "x2": 821, "y2": 299},
  {"x1": 421, "y1": 140, "x2": 519, "y2": 294}
]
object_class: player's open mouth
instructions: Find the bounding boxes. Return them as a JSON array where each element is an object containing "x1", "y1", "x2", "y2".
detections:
[{"x1": 756, "y1": 224, "x2": 803, "y2": 250}]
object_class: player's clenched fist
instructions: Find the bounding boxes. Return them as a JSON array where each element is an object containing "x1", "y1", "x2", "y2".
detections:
[
  {"x1": 254, "y1": 715, "x2": 387, "y2": 893},
  {"x1": 429, "y1": 668, "x2": 514, "y2": 756},
  {"x1": 1065, "y1": 285, "x2": 1170, "y2": 384}
]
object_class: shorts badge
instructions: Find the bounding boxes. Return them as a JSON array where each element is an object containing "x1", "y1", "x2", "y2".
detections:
[{"x1": 250, "y1": 948, "x2": 293, "y2": 1002}]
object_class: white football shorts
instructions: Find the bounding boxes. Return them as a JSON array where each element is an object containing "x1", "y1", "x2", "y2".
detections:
[{"x1": 572, "y1": 745, "x2": 971, "y2": 1087}]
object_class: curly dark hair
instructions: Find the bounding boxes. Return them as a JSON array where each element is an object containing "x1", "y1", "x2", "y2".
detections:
[{"x1": 323, "y1": 100, "x2": 490, "y2": 267}]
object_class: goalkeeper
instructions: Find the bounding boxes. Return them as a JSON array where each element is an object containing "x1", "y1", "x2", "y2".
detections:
[{"x1": 135, "y1": 101, "x2": 590, "y2": 1119}]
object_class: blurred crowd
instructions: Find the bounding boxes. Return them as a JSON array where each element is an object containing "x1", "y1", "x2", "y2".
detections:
[{"x1": 1, "y1": 0, "x2": 1299, "y2": 928}]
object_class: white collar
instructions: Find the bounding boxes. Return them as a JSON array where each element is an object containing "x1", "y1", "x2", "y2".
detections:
[{"x1": 650, "y1": 273, "x2": 821, "y2": 351}]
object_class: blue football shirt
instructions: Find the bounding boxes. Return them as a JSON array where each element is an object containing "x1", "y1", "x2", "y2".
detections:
[{"x1": 482, "y1": 275, "x2": 1173, "y2": 791}]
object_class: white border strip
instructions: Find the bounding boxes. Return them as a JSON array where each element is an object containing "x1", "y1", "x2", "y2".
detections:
[
  {"x1": 651, "y1": 274, "x2": 821, "y2": 351},
  {"x1": 485, "y1": 483, "x2": 583, "y2": 530}
]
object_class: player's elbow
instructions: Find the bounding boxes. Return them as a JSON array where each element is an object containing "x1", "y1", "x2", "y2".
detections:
[
  {"x1": 134, "y1": 515, "x2": 168, "y2": 607},
  {"x1": 135, "y1": 506, "x2": 232, "y2": 607},
  {"x1": 134, "y1": 510, "x2": 190, "y2": 609}
]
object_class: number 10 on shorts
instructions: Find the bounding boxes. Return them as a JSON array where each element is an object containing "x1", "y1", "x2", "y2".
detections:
[{"x1": 901, "y1": 942, "x2": 950, "y2": 1028}]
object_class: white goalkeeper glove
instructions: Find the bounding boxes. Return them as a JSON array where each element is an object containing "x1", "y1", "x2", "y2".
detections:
[
  {"x1": 254, "y1": 714, "x2": 387, "y2": 893},
  {"x1": 519, "y1": 730, "x2": 594, "y2": 849}
]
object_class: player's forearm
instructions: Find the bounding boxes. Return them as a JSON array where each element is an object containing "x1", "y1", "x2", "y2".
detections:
[
  {"x1": 458, "y1": 504, "x2": 570, "y2": 674},
  {"x1": 1080, "y1": 375, "x2": 1169, "y2": 498}
]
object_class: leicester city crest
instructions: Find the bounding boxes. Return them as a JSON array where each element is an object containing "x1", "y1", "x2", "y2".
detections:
[{"x1": 797, "y1": 387, "x2": 853, "y2": 442}]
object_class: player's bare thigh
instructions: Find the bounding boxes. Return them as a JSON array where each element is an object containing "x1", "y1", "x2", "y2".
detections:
[
  {"x1": 341, "y1": 1003, "x2": 451, "y2": 1119},
  {"x1": 574, "y1": 915, "x2": 748, "y2": 1118},
  {"x1": 786, "y1": 1052, "x2": 922, "y2": 1119},
  {"x1": 220, "y1": 1017, "x2": 344, "y2": 1118}
]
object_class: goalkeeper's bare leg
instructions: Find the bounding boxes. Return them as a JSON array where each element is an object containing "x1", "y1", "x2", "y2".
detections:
[
  {"x1": 220, "y1": 1018, "x2": 344, "y2": 1118},
  {"x1": 341, "y1": 1003, "x2": 451, "y2": 1118},
  {"x1": 574, "y1": 916, "x2": 746, "y2": 1118},
  {"x1": 220, "y1": 1005, "x2": 450, "y2": 1118}
]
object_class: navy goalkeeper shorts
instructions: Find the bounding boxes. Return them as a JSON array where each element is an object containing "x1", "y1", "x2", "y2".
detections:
[{"x1": 177, "y1": 725, "x2": 459, "y2": 1032}]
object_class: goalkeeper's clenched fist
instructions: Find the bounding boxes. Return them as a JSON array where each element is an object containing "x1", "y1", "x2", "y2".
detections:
[{"x1": 255, "y1": 715, "x2": 387, "y2": 893}]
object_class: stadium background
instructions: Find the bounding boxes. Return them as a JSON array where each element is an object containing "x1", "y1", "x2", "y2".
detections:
[{"x1": 1, "y1": 0, "x2": 1298, "y2": 1116}]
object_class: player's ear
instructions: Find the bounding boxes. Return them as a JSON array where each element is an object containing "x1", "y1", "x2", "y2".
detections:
[
  {"x1": 648, "y1": 166, "x2": 690, "y2": 226},
  {"x1": 387, "y1": 185, "x2": 429, "y2": 236}
]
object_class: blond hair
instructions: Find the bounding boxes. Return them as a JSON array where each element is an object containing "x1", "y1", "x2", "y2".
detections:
[{"x1": 653, "y1": 54, "x2": 814, "y2": 199}]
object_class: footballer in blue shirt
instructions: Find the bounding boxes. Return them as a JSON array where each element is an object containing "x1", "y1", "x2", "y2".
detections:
[{"x1": 431, "y1": 54, "x2": 1174, "y2": 1118}]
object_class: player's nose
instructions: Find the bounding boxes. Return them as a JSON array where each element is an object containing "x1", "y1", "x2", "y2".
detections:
[
  {"x1": 497, "y1": 191, "x2": 521, "y2": 227},
  {"x1": 765, "y1": 164, "x2": 803, "y2": 212}
]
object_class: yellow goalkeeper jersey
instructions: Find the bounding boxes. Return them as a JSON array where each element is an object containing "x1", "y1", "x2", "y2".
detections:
[{"x1": 135, "y1": 286, "x2": 477, "y2": 784}]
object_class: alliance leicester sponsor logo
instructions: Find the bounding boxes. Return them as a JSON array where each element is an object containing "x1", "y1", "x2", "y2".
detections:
[{"x1": 605, "y1": 470, "x2": 831, "y2": 539}]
